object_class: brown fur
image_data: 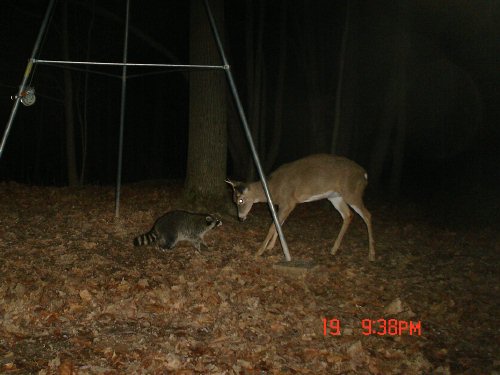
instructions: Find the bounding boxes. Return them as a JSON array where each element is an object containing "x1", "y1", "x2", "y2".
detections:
[{"x1": 227, "y1": 154, "x2": 375, "y2": 261}]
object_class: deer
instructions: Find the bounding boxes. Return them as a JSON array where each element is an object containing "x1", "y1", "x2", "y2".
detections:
[{"x1": 226, "y1": 154, "x2": 375, "y2": 261}]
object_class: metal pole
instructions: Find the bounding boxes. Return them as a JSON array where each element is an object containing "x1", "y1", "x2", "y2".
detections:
[
  {"x1": 203, "y1": 0, "x2": 291, "y2": 261},
  {"x1": 115, "y1": 0, "x2": 130, "y2": 217},
  {"x1": 33, "y1": 59, "x2": 225, "y2": 70},
  {"x1": 0, "y1": 0, "x2": 56, "y2": 160}
]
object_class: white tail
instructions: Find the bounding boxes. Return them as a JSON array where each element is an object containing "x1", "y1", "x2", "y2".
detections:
[{"x1": 226, "y1": 154, "x2": 375, "y2": 261}]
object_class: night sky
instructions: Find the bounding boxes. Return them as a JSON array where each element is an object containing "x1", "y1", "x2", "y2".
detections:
[{"x1": 0, "y1": 0, "x2": 498, "y2": 224}]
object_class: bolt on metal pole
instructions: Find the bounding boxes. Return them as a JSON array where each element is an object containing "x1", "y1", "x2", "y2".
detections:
[
  {"x1": 0, "y1": 0, "x2": 56, "y2": 160},
  {"x1": 203, "y1": 0, "x2": 291, "y2": 261}
]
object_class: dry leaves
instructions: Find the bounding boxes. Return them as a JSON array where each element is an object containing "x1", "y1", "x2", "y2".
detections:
[{"x1": 0, "y1": 182, "x2": 498, "y2": 373}]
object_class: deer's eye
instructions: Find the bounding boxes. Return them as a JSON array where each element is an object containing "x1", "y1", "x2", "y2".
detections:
[{"x1": 237, "y1": 198, "x2": 244, "y2": 205}]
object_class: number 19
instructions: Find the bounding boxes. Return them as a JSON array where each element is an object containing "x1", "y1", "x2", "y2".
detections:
[{"x1": 322, "y1": 318, "x2": 341, "y2": 336}]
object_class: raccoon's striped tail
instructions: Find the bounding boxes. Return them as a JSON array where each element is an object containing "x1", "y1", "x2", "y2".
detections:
[{"x1": 133, "y1": 230, "x2": 158, "y2": 246}]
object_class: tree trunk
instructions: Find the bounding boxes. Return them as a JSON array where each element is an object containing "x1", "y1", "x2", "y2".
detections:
[
  {"x1": 389, "y1": 32, "x2": 410, "y2": 195},
  {"x1": 244, "y1": 0, "x2": 266, "y2": 181},
  {"x1": 265, "y1": 0, "x2": 287, "y2": 171},
  {"x1": 61, "y1": 2, "x2": 79, "y2": 187},
  {"x1": 369, "y1": 1, "x2": 410, "y2": 193},
  {"x1": 227, "y1": 0, "x2": 285, "y2": 180},
  {"x1": 331, "y1": 0, "x2": 350, "y2": 155},
  {"x1": 331, "y1": 0, "x2": 361, "y2": 159},
  {"x1": 185, "y1": 0, "x2": 228, "y2": 212},
  {"x1": 294, "y1": 1, "x2": 333, "y2": 155},
  {"x1": 79, "y1": 0, "x2": 96, "y2": 185}
]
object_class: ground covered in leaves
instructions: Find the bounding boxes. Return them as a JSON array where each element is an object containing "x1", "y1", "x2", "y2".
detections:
[{"x1": 0, "y1": 182, "x2": 498, "y2": 374}]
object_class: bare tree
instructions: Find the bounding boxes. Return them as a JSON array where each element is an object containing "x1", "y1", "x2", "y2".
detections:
[
  {"x1": 267, "y1": 0, "x2": 287, "y2": 170},
  {"x1": 184, "y1": 0, "x2": 228, "y2": 211},
  {"x1": 227, "y1": 0, "x2": 287, "y2": 179},
  {"x1": 77, "y1": 0, "x2": 96, "y2": 185},
  {"x1": 330, "y1": 0, "x2": 362, "y2": 160},
  {"x1": 331, "y1": 0, "x2": 350, "y2": 155},
  {"x1": 294, "y1": 0, "x2": 335, "y2": 154},
  {"x1": 369, "y1": 1, "x2": 410, "y2": 194},
  {"x1": 61, "y1": 1, "x2": 79, "y2": 186}
]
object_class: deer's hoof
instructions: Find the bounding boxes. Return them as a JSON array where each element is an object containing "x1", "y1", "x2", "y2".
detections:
[{"x1": 255, "y1": 249, "x2": 264, "y2": 257}]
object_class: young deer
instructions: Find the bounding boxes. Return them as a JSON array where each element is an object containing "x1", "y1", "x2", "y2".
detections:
[{"x1": 226, "y1": 154, "x2": 375, "y2": 261}]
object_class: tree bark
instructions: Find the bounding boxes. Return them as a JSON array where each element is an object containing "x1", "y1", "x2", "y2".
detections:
[
  {"x1": 265, "y1": 0, "x2": 287, "y2": 171},
  {"x1": 185, "y1": 0, "x2": 228, "y2": 211},
  {"x1": 389, "y1": 32, "x2": 410, "y2": 195},
  {"x1": 331, "y1": 0, "x2": 350, "y2": 155},
  {"x1": 294, "y1": 0, "x2": 334, "y2": 155},
  {"x1": 244, "y1": 0, "x2": 266, "y2": 181},
  {"x1": 227, "y1": 0, "x2": 285, "y2": 179},
  {"x1": 79, "y1": 0, "x2": 96, "y2": 185},
  {"x1": 369, "y1": 1, "x2": 410, "y2": 194}
]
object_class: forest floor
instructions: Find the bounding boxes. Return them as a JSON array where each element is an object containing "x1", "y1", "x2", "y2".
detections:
[{"x1": 0, "y1": 182, "x2": 498, "y2": 375}]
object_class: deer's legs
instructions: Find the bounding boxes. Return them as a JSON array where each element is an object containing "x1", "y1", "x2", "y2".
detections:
[
  {"x1": 350, "y1": 203, "x2": 375, "y2": 261},
  {"x1": 256, "y1": 204, "x2": 295, "y2": 257},
  {"x1": 256, "y1": 225, "x2": 277, "y2": 256},
  {"x1": 329, "y1": 197, "x2": 353, "y2": 256}
]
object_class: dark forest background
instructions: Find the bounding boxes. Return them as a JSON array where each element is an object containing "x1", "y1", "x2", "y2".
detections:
[{"x1": 0, "y1": 0, "x2": 498, "y2": 224}]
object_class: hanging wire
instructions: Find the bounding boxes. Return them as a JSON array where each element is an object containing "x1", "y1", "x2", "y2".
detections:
[
  {"x1": 33, "y1": 62, "x2": 220, "y2": 79},
  {"x1": 33, "y1": 59, "x2": 225, "y2": 70}
]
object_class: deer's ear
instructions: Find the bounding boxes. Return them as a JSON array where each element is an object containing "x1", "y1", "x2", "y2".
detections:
[{"x1": 225, "y1": 178, "x2": 237, "y2": 188}]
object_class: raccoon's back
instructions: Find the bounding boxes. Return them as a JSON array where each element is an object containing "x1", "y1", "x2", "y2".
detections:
[
  {"x1": 155, "y1": 210, "x2": 209, "y2": 235},
  {"x1": 133, "y1": 229, "x2": 158, "y2": 246}
]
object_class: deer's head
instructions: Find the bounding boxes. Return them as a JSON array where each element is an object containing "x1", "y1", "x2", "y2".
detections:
[{"x1": 225, "y1": 179, "x2": 256, "y2": 221}]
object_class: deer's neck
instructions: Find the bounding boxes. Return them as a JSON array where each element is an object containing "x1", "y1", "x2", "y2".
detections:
[{"x1": 248, "y1": 181, "x2": 267, "y2": 203}]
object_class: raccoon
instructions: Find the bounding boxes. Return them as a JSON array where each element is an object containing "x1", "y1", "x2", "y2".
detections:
[{"x1": 133, "y1": 210, "x2": 222, "y2": 251}]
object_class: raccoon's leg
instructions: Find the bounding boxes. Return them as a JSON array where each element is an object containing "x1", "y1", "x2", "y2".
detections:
[
  {"x1": 158, "y1": 235, "x2": 177, "y2": 251},
  {"x1": 201, "y1": 239, "x2": 211, "y2": 250},
  {"x1": 190, "y1": 238, "x2": 211, "y2": 252},
  {"x1": 192, "y1": 240, "x2": 202, "y2": 252}
]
